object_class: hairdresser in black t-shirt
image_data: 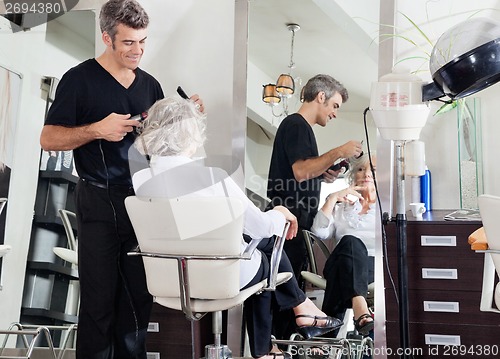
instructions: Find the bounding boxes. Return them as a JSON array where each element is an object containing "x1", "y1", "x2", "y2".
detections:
[
  {"x1": 266, "y1": 74, "x2": 362, "y2": 340},
  {"x1": 39, "y1": 1, "x2": 204, "y2": 358}
]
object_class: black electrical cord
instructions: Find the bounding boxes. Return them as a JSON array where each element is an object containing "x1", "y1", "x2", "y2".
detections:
[
  {"x1": 362, "y1": 107, "x2": 399, "y2": 307},
  {"x1": 363, "y1": 107, "x2": 416, "y2": 359},
  {"x1": 99, "y1": 140, "x2": 140, "y2": 353}
]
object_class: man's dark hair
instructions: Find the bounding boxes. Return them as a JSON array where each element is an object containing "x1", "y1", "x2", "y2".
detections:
[
  {"x1": 301, "y1": 74, "x2": 348, "y2": 103},
  {"x1": 99, "y1": 0, "x2": 149, "y2": 41}
]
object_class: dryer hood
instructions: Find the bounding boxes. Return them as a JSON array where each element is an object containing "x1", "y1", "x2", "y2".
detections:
[{"x1": 423, "y1": 18, "x2": 500, "y2": 101}]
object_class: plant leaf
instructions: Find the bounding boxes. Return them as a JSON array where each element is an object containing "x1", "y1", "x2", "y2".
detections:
[
  {"x1": 400, "y1": 12, "x2": 434, "y2": 47},
  {"x1": 434, "y1": 101, "x2": 457, "y2": 115}
]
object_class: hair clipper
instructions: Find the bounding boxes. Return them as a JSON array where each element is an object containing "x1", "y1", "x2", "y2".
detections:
[{"x1": 329, "y1": 159, "x2": 349, "y2": 172}]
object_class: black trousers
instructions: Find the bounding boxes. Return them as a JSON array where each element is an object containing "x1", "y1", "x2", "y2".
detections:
[
  {"x1": 75, "y1": 180, "x2": 152, "y2": 359},
  {"x1": 242, "y1": 236, "x2": 306, "y2": 358},
  {"x1": 322, "y1": 235, "x2": 374, "y2": 318}
]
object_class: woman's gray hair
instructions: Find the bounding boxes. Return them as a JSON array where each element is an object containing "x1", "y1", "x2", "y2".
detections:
[
  {"x1": 301, "y1": 74, "x2": 348, "y2": 103},
  {"x1": 100, "y1": 0, "x2": 149, "y2": 41},
  {"x1": 134, "y1": 97, "x2": 207, "y2": 157},
  {"x1": 345, "y1": 152, "x2": 375, "y2": 186}
]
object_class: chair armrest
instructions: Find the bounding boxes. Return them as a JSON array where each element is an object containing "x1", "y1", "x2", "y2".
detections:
[
  {"x1": 128, "y1": 251, "x2": 248, "y2": 260},
  {"x1": 303, "y1": 230, "x2": 318, "y2": 275},
  {"x1": 476, "y1": 249, "x2": 500, "y2": 254},
  {"x1": 479, "y1": 253, "x2": 500, "y2": 313},
  {"x1": 241, "y1": 237, "x2": 262, "y2": 259},
  {"x1": 302, "y1": 229, "x2": 332, "y2": 275},
  {"x1": 266, "y1": 221, "x2": 291, "y2": 291}
]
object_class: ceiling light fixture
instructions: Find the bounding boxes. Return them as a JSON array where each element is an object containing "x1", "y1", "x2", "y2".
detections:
[{"x1": 262, "y1": 23, "x2": 301, "y2": 118}]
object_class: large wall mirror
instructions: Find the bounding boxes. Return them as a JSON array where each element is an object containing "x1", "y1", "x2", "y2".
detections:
[{"x1": 244, "y1": 0, "x2": 382, "y2": 348}]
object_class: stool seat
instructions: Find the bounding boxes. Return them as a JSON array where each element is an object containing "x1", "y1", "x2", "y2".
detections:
[
  {"x1": 53, "y1": 247, "x2": 78, "y2": 265},
  {"x1": 0, "y1": 244, "x2": 11, "y2": 258}
]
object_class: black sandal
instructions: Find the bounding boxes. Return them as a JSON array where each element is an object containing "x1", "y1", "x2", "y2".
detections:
[
  {"x1": 295, "y1": 314, "x2": 343, "y2": 339},
  {"x1": 353, "y1": 313, "x2": 374, "y2": 335}
]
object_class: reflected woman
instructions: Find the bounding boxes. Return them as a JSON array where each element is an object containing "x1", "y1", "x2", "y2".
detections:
[{"x1": 311, "y1": 153, "x2": 376, "y2": 336}]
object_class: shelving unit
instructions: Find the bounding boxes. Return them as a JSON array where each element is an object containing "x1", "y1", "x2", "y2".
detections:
[{"x1": 21, "y1": 170, "x2": 78, "y2": 326}]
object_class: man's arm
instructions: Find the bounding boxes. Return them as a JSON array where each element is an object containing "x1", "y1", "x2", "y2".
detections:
[
  {"x1": 40, "y1": 113, "x2": 141, "y2": 151},
  {"x1": 292, "y1": 140, "x2": 362, "y2": 182}
]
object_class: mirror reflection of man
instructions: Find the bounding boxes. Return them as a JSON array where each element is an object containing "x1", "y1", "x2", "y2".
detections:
[{"x1": 266, "y1": 74, "x2": 362, "y2": 339}]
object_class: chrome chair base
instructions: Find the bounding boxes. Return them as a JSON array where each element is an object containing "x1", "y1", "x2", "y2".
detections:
[
  {"x1": 273, "y1": 333, "x2": 374, "y2": 359},
  {"x1": 204, "y1": 343, "x2": 232, "y2": 359}
]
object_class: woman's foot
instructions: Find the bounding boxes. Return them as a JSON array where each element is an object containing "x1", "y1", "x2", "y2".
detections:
[
  {"x1": 352, "y1": 295, "x2": 374, "y2": 335},
  {"x1": 293, "y1": 297, "x2": 342, "y2": 339},
  {"x1": 354, "y1": 313, "x2": 374, "y2": 335},
  {"x1": 294, "y1": 297, "x2": 332, "y2": 327}
]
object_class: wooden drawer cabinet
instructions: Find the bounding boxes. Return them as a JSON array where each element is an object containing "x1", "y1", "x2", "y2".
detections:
[
  {"x1": 386, "y1": 321, "x2": 500, "y2": 358},
  {"x1": 383, "y1": 210, "x2": 499, "y2": 358},
  {"x1": 386, "y1": 289, "x2": 497, "y2": 325},
  {"x1": 386, "y1": 256, "x2": 484, "y2": 292}
]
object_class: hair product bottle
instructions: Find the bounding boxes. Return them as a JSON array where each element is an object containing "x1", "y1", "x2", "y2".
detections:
[{"x1": 420, "y1": 166, "x2": 432, "y2": 212}]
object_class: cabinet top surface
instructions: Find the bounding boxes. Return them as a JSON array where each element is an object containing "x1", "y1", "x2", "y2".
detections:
[{"x1": 405, "y1": 209, "x2": 482, "y2": 224}]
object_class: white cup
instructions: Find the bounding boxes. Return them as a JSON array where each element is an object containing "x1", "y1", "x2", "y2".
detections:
[{"x1": 410, "y1": 202, "x2": 426, "y2": 219}]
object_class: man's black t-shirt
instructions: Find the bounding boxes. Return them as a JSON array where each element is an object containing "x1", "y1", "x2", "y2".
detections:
[
  {"x1": 267, "y1": 113, "x2": 321, "y2": 226},
  {"x1": 45, "y1": 59, "x2": 164, "y2": 186}
]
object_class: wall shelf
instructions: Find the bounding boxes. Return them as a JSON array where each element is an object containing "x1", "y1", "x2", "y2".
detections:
[
  {"x1": 27, "y1": 261, "x2": 78, "y2": 281},
  {"x1": 20, "y1": 308, "x2": 78, "y2": 324}
]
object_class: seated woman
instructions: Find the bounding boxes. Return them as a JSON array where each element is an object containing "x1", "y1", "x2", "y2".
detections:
[
  {"x1": 131, "y1": 96, "x2": 342, "y2": 359},
  {"x1": 311, "y1": 153, "x2": 376, "y2": 336}
]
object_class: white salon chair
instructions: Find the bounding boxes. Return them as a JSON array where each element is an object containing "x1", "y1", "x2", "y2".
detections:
[
  {"x1": 53, "y1": 209, "x2": 78, "y2": 265},
  {"x1": 477, "y1": 194, "x2": 500, "y2": 313},
  {"x1": 0, "y1": 245, "x2": 10, "y2": 259},
  {"x1": 0, "y1": 242, "x2": 11, "y2": 277},
  {"x1": 0, "y1": 197, "x2": 6, "y2": 215},
  {"x1": 0, "y1": 198, "x2": 11, "y2": 290},
  {"x1": 125, "y1": 196, "x2": 292, "y2": 359}
]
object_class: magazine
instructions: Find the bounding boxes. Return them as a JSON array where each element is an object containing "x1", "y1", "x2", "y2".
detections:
[{"x1": 444, "y1": 209, "x2": 482, "y2": 221}]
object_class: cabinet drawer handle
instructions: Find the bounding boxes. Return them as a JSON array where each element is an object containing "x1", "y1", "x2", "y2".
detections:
[
  {"x1": 422, "y1": 268, "x2": 458, "y2": 279},
  {"x1": 147, "y1": 322, "x2": 159, "y2": 332},
  {"x1": 425, "y1": 334, "x2": 461, "y2": 346},
  {"x1": 146, "y1": 353, "x2": 160, "y2": 359},
  {"x1": 423, "y1": 301, "x2": 459, "y2": 313},
  {"x1": 421, "y1": 235, "x2": 456, "y2": 247}
]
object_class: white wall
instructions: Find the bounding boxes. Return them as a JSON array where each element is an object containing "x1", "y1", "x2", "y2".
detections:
[
  {"x1": 140, "y1": 0, "x2": 243, "y2": 159},
  {"x1": 389, "y1": 0, "x2": 500, "y2": 210}
]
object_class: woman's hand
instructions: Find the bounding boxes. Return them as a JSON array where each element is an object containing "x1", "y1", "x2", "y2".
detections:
[
  {"x1": 327, "y1": 187, "x2": 364, "y2": 203},
  {"x1": 273, "y1": 205, "x2": 298, "y2": 240},
  {"x1": 321, "y1": 186, "x2": 365, "y2": 215},
  {"x1": 189, "y1": 94, "x2": 205, "y2": 113}
]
